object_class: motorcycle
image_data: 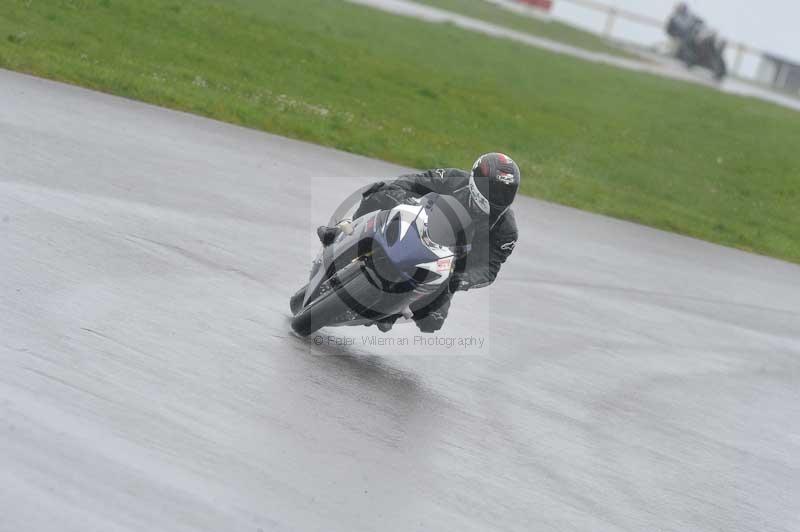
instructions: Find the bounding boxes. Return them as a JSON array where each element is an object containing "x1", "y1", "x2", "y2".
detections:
[
  {"x1": 289, "y1": 192, "x2": 473, "y2": 337},
  {"x1": 669, "y1": 17, "x2": 727, "y2": 81}
]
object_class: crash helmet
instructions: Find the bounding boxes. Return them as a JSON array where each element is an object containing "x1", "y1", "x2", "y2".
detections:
[{"x1": 468, "y1": 153, "x2": 520, "y2": 217}]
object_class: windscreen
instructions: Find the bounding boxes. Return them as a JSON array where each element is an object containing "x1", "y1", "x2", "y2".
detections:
[{"x1": 424, "y1": 194, "x2": 474, "y2": 250}]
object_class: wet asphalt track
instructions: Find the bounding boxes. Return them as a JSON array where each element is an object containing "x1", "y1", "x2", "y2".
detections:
[{"x1": 2, "y1": 69, "x2": 800, "y2": 531}]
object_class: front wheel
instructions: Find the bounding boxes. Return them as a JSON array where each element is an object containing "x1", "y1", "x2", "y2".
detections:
[
  {"x1": 711, "y1": 57, "x2": 726, "y2": 81},
  {"x1": 289, "y1": 284, "x2": 307, "y2": 315},
  {"x1": 291, "y1": 265, "x2": 377, "y2": 337}
]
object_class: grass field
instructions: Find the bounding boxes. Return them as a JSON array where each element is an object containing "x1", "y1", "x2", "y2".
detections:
[
  {"x1": 1, "y1": 0, "x2": 798, "y2": 262},
  {"x1": 413, "y1": 0, "x2": 635, "y2": 58}
]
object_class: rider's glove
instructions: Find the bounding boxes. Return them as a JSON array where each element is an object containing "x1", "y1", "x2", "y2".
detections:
[{"x1": 336, "y1": 218, "x2": 354, "y2": 235}]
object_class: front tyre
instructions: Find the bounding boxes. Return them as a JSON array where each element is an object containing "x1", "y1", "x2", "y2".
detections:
[
  {"x1": 289, "y1": 284, "x2": 307, "y2": 315},
  {"x1": 290, "y1": 266, "x2": 376, "y2": 337},
  {"x1": 712, "y1": 57, "x2": 726, "y2": 81}
]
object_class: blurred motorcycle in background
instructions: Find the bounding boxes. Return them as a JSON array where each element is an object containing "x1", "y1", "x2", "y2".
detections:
[{"x1": 667, "y1": 3, "x2": 727, "y2": 81}]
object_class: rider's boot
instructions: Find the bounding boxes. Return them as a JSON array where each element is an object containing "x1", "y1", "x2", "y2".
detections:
[{"x1": 376, "y1": 315, "x2": 398, "y2": 333}]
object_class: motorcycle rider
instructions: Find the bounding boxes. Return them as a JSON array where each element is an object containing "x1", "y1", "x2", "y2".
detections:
[
  {"x1": 667, "y1": 3, "x2": 701, "y2": 41},
  {"x1": 665, "y1": 2, "x2": 726, "y2": 79},
  {"x1": 317, "y1": 153, "x2": 520, "y2": 333},
  {"x1": 667, "y1": 3, "x2": 704, "y2": 60}
]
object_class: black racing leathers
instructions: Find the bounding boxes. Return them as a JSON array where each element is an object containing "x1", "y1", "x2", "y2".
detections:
[{"x1": 352, "y1": 168, "x2": 518, "y2": 332}]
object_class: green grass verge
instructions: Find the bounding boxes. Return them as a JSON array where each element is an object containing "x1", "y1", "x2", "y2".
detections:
[
  {"x1": 1, "y1": 0, "x2": 798, "y2": 262},
  {"x1": 413, "y1": 0, "x2": 635, "y2": 58}
]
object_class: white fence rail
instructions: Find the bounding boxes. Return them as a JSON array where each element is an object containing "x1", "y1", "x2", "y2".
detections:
[{"x1": 553, "y1": 0, "x2": 765, "y2": 79}]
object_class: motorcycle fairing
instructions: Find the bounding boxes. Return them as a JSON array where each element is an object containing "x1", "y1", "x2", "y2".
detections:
[{"x1": 301, "y1": 193, "x2": 470, "y2": 324}]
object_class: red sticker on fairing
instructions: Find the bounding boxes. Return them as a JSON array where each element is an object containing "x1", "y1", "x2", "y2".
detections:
[{"x1": 437, "y1": 258, "x2": 453, "y2": 271}]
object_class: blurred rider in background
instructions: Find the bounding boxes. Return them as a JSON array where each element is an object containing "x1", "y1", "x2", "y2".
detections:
[{"x1": 666, "y1": 3, "x2": 703, "y2": 47}]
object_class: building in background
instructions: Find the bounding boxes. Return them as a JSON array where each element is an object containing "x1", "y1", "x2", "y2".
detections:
[{"x1": 756, "y1": 54, "x2": 800, "y2": 94}]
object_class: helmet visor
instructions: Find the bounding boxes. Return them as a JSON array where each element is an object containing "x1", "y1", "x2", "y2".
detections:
[
  {"x1": 469, "y1": 173, "x2": 512, "y2": 217},
  {"x1": 468, "y1": 174, "x2": 491, "y2": 215}
]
